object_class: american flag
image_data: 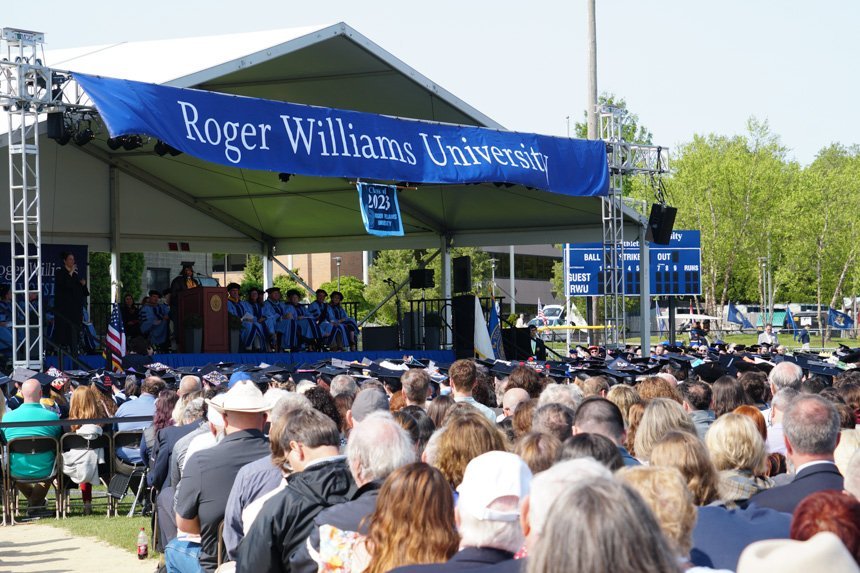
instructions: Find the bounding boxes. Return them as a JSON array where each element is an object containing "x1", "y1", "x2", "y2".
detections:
[
  {"x1": 537, "y1": 298, "x2": 547, "y2": 325},
  {"x1": 105, "y1": 302, "x2": 126, "y2": 372}
]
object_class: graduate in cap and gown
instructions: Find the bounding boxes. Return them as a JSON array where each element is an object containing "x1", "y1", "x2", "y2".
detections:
[
  {"x1": 262, "y1": 286, "x2": 296, "y2": 351},
  {"x1": 140, "y1": 290, "x2": 170, "y2": 349},
  {"x1": 241, "y1": 287, "x2": 268, "y2": 351},
  {"x1": 285, "y1": 289, "x2": 322, "y2": 350},
  {"x1": 328, "y1": 291, "x2": 359, "y2": 351}
]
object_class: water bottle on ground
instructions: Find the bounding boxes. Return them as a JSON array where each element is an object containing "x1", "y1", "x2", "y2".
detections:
[{"x1": 136, "y1": 527, "x2": 148, "y2": 560}]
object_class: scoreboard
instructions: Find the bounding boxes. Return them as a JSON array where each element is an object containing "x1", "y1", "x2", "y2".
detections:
[{"x1": 565, "y1": 230, "x2": 701, "y2": 297}]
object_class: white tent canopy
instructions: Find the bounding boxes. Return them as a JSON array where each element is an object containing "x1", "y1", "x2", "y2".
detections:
[{"x1": 1, "y1": 22, "x2": 644, "y2": 256}]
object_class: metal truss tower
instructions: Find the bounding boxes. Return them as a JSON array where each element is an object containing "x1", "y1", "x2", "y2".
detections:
[
  {"x1": 1, "y1": 28, "x2": 52, "y2": 369},
  {"x1": 598, "y1": 106, "x2": 670, "y2": 348}
]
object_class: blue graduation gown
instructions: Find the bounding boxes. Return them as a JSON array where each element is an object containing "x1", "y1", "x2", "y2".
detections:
[
  {"x1": 140, "y1": 302, "x2": 170, "y2": 346},
  {"x1": 263, "y1": 299, "x2": 297, "y2": 349},
  {"x1": 330, "y1": 304, "x2": 359, "y2": 347}
]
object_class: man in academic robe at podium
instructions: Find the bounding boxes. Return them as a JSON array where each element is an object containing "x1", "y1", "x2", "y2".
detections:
[{"x1": 169, "y1": 263, "x2": 200, "y2": 336}]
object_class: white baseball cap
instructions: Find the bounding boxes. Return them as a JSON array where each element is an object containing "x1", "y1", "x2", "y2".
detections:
[{"x1": 456, "y1": 451, "x2": 532, "y2": 522}]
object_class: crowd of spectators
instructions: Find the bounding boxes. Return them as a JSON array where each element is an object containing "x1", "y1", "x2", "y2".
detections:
[{"x1": 2, "y1": 352, "x2": 860, "y2": 573}]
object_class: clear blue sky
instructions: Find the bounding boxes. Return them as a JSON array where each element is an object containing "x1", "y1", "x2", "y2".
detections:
[{"x1": 5, "y1": 0, "x2": 857, "y2": 164}]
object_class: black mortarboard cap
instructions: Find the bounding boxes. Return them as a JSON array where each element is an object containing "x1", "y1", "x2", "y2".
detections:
[
  {"x1": 317, "y1": 365, "x2": 348, "y2": 382},
  {"x1": 32, "y1": 372, "x2": 57, "y2": 387},
  {"x1": 692, "y1": 362, "x2": 726, "y2": 383}
]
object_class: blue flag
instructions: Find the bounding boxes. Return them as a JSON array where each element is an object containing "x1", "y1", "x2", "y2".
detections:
[
  {"x1": 727, "y1": 302, "x2": 754, "y2": 329},
  {"x1": 489, "y1": 299, "x2": 505, "y2": 360},
  {"x1": 828, "y1": 308, "x2": 854, "y2": 330},
  {"x1": 785, "y1": 305, "x2": 797, "y2": 333}
]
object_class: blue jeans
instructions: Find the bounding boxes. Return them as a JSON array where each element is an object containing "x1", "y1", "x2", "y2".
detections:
[{"x1": 165, "y1": 538, "x2": 203, "y2": 573}]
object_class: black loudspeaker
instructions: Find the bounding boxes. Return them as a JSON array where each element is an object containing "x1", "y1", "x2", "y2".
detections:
[
  {"x1": 453, "y1": 256, "x2": 472, "y2": 293},
  {"x1": 646, "y1": 203, "x2": 678, "y2": 245},
  {"x1": 46, "y1": 112, "x2": 65, "y2": 139},
  {"x1": 452, "y1": 294, "x2": 476, "y2": 359},
  {"x1": 409, "y1": 269, "x2": 435, "y2": 289},
  {"x1": 502, "y1": 328, "x2": 532, "y2": 360},
  {"x1": 362, "y1": 326, "x2": 398, "y2": 350}
]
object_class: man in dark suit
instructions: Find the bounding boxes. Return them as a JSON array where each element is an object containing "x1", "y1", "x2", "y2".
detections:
[
  {"x1": 749, "y1": 394, "x2": 843, "y2": 514},
  {"x1": 391, "y1": 451, "x2": 531, "y2": 573},
  {"x1": 528, "y1": 325, "x2": 547, "y2": 361},
  {"x1": 691, "y1": 504, "x2": 792, "y2": 570}
]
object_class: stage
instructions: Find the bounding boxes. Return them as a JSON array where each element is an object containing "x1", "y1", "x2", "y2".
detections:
[{"x1": 45, "y1": 349, "x2": 456, "y2": 372}]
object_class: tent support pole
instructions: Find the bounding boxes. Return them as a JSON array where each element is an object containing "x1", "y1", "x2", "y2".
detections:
[
  {"x1": 271, "y1": 255, "x2": 315, "y2": 296},
  {"x1": 109, "y1": 166, "x2": 121, "y2": 303},
  {"x1": 262, "y1": 247, "x2": 274, "y2": 290},
  {"x1": 509, "y1": 246, "x2": 516, "y2": 316},
  {"x1": 441, "y1": 235, "x2": 452, "y2": 347},
  {"x1": 639, "y1": 224, "x2": 651, "y2": 351}
]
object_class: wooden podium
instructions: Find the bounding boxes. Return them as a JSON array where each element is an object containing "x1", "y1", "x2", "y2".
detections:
[{"x1": 178, "y1": 287, "x2": 228, "y2": 353}]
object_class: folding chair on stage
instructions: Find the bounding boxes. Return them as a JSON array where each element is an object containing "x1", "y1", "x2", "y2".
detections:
[
  {"x1": 59, "y1": 432, "x2": 113, "y2": 517},
  {"x1": 107, "y1": 430, "x2": 148, "y2": 517},
  {"x1": 3, "y1": 436, "x2": 61, "y2": 524}
]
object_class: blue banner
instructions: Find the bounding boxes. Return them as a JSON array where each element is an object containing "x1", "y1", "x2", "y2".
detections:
[
  {"x1": 828, "y1": 308, "x2": 854, "y2": 330},
  {"x1": 565, "y1": 230, "x2": 701, "y2": 296},
  {"x1": 74, "y1": 74, "x2": 609, "y2": 197},
  {"x1": 357, "y1": 183, "x2": 404, "y2": 236}
]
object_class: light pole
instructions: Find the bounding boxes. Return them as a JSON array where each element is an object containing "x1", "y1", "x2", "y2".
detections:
[
  {"x1": 333, "y1": 256, "x2": 342, "y2": 291},
  {"x1": 490, "y1": 258, "x2": 498, "y2": 298}
]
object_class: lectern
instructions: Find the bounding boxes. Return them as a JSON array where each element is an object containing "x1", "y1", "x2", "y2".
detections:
[{"x1": 178, "y1": 287, "x2": 228, "y2": 352}]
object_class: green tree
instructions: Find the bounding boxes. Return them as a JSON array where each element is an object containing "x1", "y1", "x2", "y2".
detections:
[
  {"x1": 88, "y1": 252, "x2": 145, "y2": 304},
  {"x1": 120, "y1": 253, "x2": 145, "y2": 301},
  {"x1": 240, "y1": 254, "x2": 263, "y2": 295},
  {"x1": 273, "y1": 273, "x2": 304, "y2": 299},
  {"x1": 318, "y1": 275, "x2": 372, "y2": 318}
]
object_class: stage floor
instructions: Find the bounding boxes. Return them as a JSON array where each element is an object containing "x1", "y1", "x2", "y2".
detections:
[{"x1": 46, "y1": 349, "x2": 455, "y2": 371}]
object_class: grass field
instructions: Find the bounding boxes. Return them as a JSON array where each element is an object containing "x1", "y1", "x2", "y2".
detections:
[{"x1": 544, "y1": 332, "x2": 845, "y2": 354}]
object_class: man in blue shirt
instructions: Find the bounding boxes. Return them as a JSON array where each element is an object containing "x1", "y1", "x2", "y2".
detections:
[
  {"x1": 1, "y1": 378, "x2": 62, "y2": 508},
  {"x1": 114, "y1": 376, "x2": 165, "y2": 463}
]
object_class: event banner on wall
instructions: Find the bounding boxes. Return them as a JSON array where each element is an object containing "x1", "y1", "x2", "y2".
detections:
[
  {"x1": 74, "y1": 74, "x2": 609, "y2": 197},
  {"x1": 0, "y1": 244, "x2": 89, "y2": 296}
]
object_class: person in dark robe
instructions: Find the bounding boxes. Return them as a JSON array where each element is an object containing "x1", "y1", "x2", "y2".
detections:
[
  {"x1": 53, "y1": 251, "x2": 88, "y2": 352},
  {"x1": 121, "y1": 293, "x2": 142, "y2": 338}
]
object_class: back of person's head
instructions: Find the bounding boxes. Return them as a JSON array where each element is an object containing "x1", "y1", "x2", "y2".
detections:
[
  {"x1": 582, "y1": 376, "x2": 611, "y2": 398},
  {"x1": 456, "y1": 451, "x2": 532, "y2": 553},
  {"x1": 502, "y1": 387, "x2": 531, "y2": 417},
  {"x1": 706, "y1": 413, "x2": 767, "y2": 474},
  {"x1": 347, "y1": 412, "x2": 416, "y2": 484},
  {"x1": 537, "y1": 383, "x2": 583, "y2": 412},
  {"x1": 329, "y1": 374, "x2": 357, "y2": 398},
  {"x1": 268, "y1": 392, "x2": 311, "y2": 426},
  {"x1": 740, "y1": 371, "x2": 770, "y2": 405},
  {"x1": 448, "y1": 359, "x2": 477, "y2": 394},
  {"x1": 128, "y1": 336, "x2": 150, "y2": 355},
  {"x1": 732, "y1": 404, "x2": 767, "y2": 437},
  {"x1": 398, "y1": 405, "x2": 435, "y2": 454},
  {"x1": 512, "y1": 398, "x2": 538, "y2": 438},
  {"x1": 527, "y1": 478, "x2": 681, "y2": 573},
  {"x1": 365, "y1": 463, "x2": 459, "y2": 573},
  {"x1": 678, "y1": 380, "x2": 712, "y2": 412},
  {"x1": 304, "y1": 385, "x2": 342, "y2": 429},
  {"x1": 506, "y1": 365, "x2": 545, "y2": 399},
  {"x1": 179, "y1": 375, "x2": 202, "y2": 396},
  {"x1": 649, "y1": 431, "x2": 720, "y2": 506},
  {"x1": 401, "y1": 369, "x2": 430, "y2": 405},
  {"x1": 791, "y1": 490, "x2": 860, "y2": 564},
  {"x1": 606, "y1": 384, "x2": 641, "y2": 427},
  {"x1": 20, "y1": 379, "x2": 41, "y2": 403},
  {"x1": 636, "y1": 376, "x2": 683, "y2": 404},
  {"x1": 634, "y1": 398, "x2": 697, "y2": 462},
  {"x1": 426, "y1": 395, "x2": 455, "y2": 428},
  {"x1": 142, "y1": 376, "x2": 166, "y2": 397},
  {"x1": 768, "y1": 361, "x2": 803, "y2": 392},
  {"x1": 711, "y1": 376, "x2": 751, "y2": 418},
  {"x1": 772, "y1": 387, "x2": 799, "y2": 414},
  {"x1": 783, "y1": 394, "x2": 841, "y2": 456},
  {"x1": 835, "y1": 370, "x2": 860, "y2": 390},
  {"x1": 532, "y1": 403, "x2": 574, "y2": 442},
  {"x1": 573, "y1": 396, "x2": 626, "y2": 445},
  {"x1": 474, "y1": 364, "x2": 497, "y2": 408},
  {"x1": 559, "y1": 433, "x2": 623, "y2": 470},
  {"x1": 514, "y1": 432, "x2": 562, "y2": 474},
  {"x1": 433, "y1": 411, "x2": 507, "y2": 488},
  {"x1": 800, "y1": 376, "x2": 828, "y2": 395},
  {"x1": 182, "y1": 397, "x2": 206, "y2": 425},
  {"x1": 618, "y1": 465, "x2": 697, "y2": 558},
  {"x1": 525, "y1": 458, "x2": 611, "y2": 539},
  {"x1": 278, "y1": 407, "x2": 340, "y2": 451},
  {"x1": 838, "y1": 383, "x2": 860, "y2": 412}
]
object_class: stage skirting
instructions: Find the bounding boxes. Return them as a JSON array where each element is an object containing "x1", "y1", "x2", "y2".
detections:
[{"x1": 46, "y1": 349, "x2": 455, "y2": 372}]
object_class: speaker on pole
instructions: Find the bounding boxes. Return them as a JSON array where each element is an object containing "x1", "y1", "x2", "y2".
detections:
[
  {"x1": 645, "y1": 203, "x2": 678, "y2": 245},
  {"x1": 453, "y1": 256, "x2": 472, "y2": 293},
  {"x1": 409, "y1": 269, "x2": 435, "y2": 289}
]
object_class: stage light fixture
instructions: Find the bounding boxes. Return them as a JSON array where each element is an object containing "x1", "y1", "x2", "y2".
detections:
[
  {"x1": 56, "y1": 128, "x2": 72, "y2": 146},
  {"x1": 122, "y1": 135, "x2": 143, "y2": 151},
  {"x1": 154, "y1": 140, "x2": 182, "y2": 157},
  {"x1": 74, "y1": 128, "x2": 94, "y2": 146},
  {"x1": 107, "y1": 136, "x2": 125, "y2": 150},
  {"x1": 278, "y1": 173, "x2": 292, "y2": 183}
]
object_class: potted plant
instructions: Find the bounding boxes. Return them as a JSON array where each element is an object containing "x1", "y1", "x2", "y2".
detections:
[
  {"x1": 228, "y1": 313, "x2": 242, "y2": 353},
  {"x1": 183, "y1": 313, "x2": 204, "y2": 354}
]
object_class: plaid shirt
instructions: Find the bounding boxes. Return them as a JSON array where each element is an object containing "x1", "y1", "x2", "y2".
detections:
[{"x1": 718, "y1": 469, "x2": 774, "y2": 507}]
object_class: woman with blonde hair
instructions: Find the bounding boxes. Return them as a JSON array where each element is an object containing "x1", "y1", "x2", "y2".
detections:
[
  {"x1": 705, "y1": 413, "x2": 773, "y2": 508},
  {"x1": 618, "y1": 466, "x2": 699, "y2": 566},
  {"x1": 363, "y1": 463, "x2": 459, "y2": 573},
  {"x1": 433, "y1": 411, "x2": 507, "y2": 488},
  {"x1": 606, "y1": 384, "x2": 641, "y2": 427},
  {"x1": 633, "y1": 398, "x2": 697, "y2": 462},
  {"x1": 649, "y1": 431, "x2": 721, "y2": 506},
  {"x1": 625, "y1": 402, "x2": 645, "y2": 457}
]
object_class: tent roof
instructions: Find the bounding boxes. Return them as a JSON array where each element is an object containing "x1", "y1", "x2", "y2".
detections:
[{"x1": 2, "y1": 22, "x2": 643, "y2": 254}]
